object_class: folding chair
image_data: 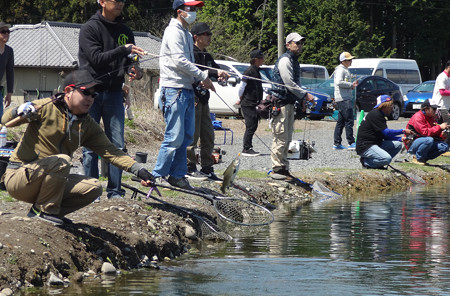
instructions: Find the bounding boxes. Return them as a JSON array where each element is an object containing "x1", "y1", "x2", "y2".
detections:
[{"x1": 211, "y1": 113, "x2": 234, "y2": 145}]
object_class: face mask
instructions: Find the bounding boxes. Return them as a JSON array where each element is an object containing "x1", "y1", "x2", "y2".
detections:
[{"x1": 182, "y1": 11, "x2": 197, "y2": 24}]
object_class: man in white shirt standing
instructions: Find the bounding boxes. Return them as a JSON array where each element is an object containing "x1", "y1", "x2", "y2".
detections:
[
  {"x1": 431, "y1": 60, "x2": 450, "y2": 153},
  {"x1": 153, "y1": 0, "x2": 214, "y2": 189}
]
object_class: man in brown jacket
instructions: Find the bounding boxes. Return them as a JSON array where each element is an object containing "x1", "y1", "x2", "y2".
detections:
[{"x1": 1, "y1": 70, "x2": 154, "y2": 225}]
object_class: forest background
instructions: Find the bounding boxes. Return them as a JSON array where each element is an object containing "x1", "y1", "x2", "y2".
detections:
[{"x1": 1, "y1": 0, "x2": 449, "y2": 80}]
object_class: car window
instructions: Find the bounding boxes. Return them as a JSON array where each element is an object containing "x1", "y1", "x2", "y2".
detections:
[
  {"x1": 349, "y1": 68, "x2": 374, "y2": 76},
  {"x1": 414, "y1": 82, "x2": 435, "y2": 92},
  {"x1": 374, "y1": 69, "x2": 383, "y2": 76},
  {"x1": 375, "y1": 79, "x2": 389, "y2": 90},
  {"x1": 386, "y1": 69, "x2": 421, "y2": 84},
  {"x1": 215, "y1": 64, "x2": 239, "y2": 82},
  {"x1": 359, "y1": 79, "x2": 375, "y2": 91},
  {"x1": 233, "y1": 65, "x2": 248, "y2": 75}
]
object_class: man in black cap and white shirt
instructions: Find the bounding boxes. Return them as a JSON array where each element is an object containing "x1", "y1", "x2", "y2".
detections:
[
  {"x1": 0, "y1": 21, "x2": 13, "y2": 117},
  {"x1": 238, "y1": 49, "x2": 265, "y2": 156},
  {"x1": 186, "y1": 22, "x2": 229, "y2": 181}
]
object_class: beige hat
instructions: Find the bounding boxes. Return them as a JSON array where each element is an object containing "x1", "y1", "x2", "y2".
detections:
[
  {"x1": 339, "y1": 52, "x2": 355, "y2": 62},
  {"x1": 0, "y1": 22, "x2": 11, "y2": 30},
  {"x1": 286, "y1": 32, "x2": 305, "y2": 44}
]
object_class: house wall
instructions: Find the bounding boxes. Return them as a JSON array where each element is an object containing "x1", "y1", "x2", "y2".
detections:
[{"x1": 10, "y1": 68, "x2": 64, "y2": 107}]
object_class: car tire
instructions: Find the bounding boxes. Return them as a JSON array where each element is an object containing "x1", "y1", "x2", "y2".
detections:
[{"x1": 388, "y1": 103, "x2": 401, "y2": 120}]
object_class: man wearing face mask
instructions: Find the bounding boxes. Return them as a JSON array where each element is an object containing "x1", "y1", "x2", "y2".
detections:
[{"x1": 153, "y1": 0, "x2": 214, "y2": 190}]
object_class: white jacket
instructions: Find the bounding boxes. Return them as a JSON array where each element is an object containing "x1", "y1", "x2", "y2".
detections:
[
  {"x1": 159, "y1": 18, "x2": 208, "y2": 89},
  {"x1": 334, "y1": 64, "x2": 354, "y2": 102}
]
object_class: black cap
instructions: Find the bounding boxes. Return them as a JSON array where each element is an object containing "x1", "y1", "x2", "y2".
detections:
[
  {"x1": 191, "y1": 22, "x2": 211, "y2": 35},
  {"x1": 0, "y1": 22, "x2": 11, "y2": 29},
  {"x1": 63, "y1": 70, "x2": 101, "y2": 89},
  {"x1": 421, "y1": 99, "x2": 439, "y2": 110},
  {"x1": 250, "y1": 49, "x2": 264, "y2": 59}
]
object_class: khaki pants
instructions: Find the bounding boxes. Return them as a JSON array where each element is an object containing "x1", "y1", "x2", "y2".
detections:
[
  {"x1": 187, "y1": 101, "x2": 215, "y2": 170},
  {"x1": 3, "y1": 154, "x2": 102, "y2": 216},
  {"x1": 271, "y1": 104, "x2": 295, "y2": 171}
]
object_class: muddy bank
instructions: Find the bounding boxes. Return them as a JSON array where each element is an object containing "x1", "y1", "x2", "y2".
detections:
[{"x1": 0, "y1": 166, "x2": 448, "y2": 295}]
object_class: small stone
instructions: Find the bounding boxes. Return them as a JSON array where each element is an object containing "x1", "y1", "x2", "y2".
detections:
[
  {"x1": 101, "y1": 262, "x2": 117, "y2": 275},
  {"x1": 47, "y1": 272, "x2": 64, "y2": 286},
  {"x1": 1, "y1": 288, "x2": 13, "y2": 296},
  {"x1": 152, "y1": 255, "x2": 158, "y2": 261},
  {"x1": 118, "y1": 207, "x2": 125, "y2": 211},
  {"x1": 0, "y1": 243, "x2": 3, "y2": 249},
  {"x1": 30, "y1": 249, "x2": 35, "y2": 254},
  {"x1": 184, "y1": 225, "x2": 197, "y2": 239}
]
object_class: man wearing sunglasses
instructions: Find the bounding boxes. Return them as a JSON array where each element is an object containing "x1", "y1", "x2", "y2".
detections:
[
  {"x1": 154, "y1": 0, "x2": 214, "y2": 190},
  {"x1": 0, "y1": 21, "x2": 13, "y2": 118},
  {"x1": 1, "y1": 70, "x2": 155, "y2": 226},
  {"x1": 186, "y1": 22, "x2": 229, "y2": 182},
  {"x1": 268, "y1": 32, "x2": 314, "y2": 181},
  {"x1": 79, "y1": 0, "x2": 145, "y2": 199}
]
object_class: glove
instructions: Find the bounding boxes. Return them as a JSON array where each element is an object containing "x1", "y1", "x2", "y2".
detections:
[
  {"x1": 17, "y1": 102, "x2": 36, "y2": 116},
  {"x1": 137, "y1": 168, "x2": 156, "y2": 185}
]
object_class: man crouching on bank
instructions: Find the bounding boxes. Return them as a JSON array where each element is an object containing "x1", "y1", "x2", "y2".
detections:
[{"x1": 1, "y1": 70, "x2": 155, "y2": 226}]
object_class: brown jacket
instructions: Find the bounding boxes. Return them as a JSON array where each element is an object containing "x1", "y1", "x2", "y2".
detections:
[{"x1": 1, "y1": 96, "x2": 136, "y2": 171}]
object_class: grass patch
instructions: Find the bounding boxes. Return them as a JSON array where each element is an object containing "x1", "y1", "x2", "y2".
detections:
[
  {"x1": 0, "y1": 191, "x2": 15, "y2": 202},
  {"x1": 235, "y1": 170, "x2": 268, "y2": 179},
  {"x1": 124, "y1": 118, "x2": 136, "y2": 129}
]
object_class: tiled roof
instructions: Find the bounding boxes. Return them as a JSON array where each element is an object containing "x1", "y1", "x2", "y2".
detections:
[{"x1": 8, "y1": 21, "x2": 161, "y2": 70}]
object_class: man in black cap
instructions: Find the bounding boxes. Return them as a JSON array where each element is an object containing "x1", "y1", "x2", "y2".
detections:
[
  {"x1": 186, "y1": 22, "x2": 229, "y2": 181},
  {"x1": 405, "y1": 99, "x2": 449, "y2": 165},
  {"x1": 237, "y1": 49, "x2": 265, "y2": 156},
  {"x1": 0, "y1": 21, "x2": 13, "y2": 117},
  {"x1": 1, "y1": 70, "x2": 155, "y2": 225}
]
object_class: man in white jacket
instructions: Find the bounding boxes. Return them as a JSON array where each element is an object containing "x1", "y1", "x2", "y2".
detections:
[
  {"x1": 333, "y1": 51, "x2": 358, "y2": 150},
  {"x1": 153, "y1": 0, "x2": 214, "y2": 189}
]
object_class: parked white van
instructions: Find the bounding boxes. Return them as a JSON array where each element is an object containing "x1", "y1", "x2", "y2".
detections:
[{"x1": 348, "y1": 58, "x2": 422, "y2": 94}]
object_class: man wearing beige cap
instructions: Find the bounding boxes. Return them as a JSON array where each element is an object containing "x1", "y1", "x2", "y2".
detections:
[
  {"x1": 268, "y1": 32, "x2": 314, "y2": 181},
  {"x1": 333, "y1": 51, "x2": 358, "y2": 150},
  {"x1": 0, "y1": 21, "x2": 13, "y2": 118}
]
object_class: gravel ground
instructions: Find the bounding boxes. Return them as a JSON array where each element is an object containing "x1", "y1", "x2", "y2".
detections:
[{"x1": 137, "y1": 116, "x2": 412, "y2": 176}]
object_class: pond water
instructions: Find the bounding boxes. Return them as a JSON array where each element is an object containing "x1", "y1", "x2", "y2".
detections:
[{"x1": 22, "y1": 184, "x2": 450, "y2": 295}]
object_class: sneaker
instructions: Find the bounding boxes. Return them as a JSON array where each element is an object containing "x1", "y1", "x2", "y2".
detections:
[
  {"x1": 242, "y1": 148, "x2": 260, "y2": 156},
  {"x1": 27, "y1": 205, "x2": 64, "y2": 226},
  {"x1": 412, "y1": 156, "x2": 427, "y2": 165},
  {"x1": 168, "y1": 176, "x2": 194, "y2": 190},
  {"x1": 360, "y1": 157, "x2": 367, "y2": 168},
  {"x1": 333, "y1": 144, "x2": 347, "y2": 150},
  {"x1": 186, "y1": 170, "x2": 208, "y2": 181},
  {"x1": 347, "y1": 143, "x2": 356, "y2": 150},
  {"x1": 200, "y1": 170, "x2": 223, "y2": 182},
  {"x1": 270, "y1": 172, "x2": 287, "y2": 180}
]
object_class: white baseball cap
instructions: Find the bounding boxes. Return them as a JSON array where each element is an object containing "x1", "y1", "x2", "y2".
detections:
[{"x1": 285, "y1": 33, "x2": 305, "y2": 44}]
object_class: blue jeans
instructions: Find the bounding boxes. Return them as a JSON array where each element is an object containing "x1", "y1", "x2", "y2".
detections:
[
  {"x1": 334, "y1": 100, "x2": 355, "y2": 145},
  {"x1": 82, "y1": 91, "x2": 125, "y2": 198},
  {"x1": 361, "y1": 140, "x2": 402, "y2": 168},
  {"x1": 153, "y1": 87, "x2": 195, "y2": 178},
  {"x1": 408, "y1": 137, "x2": 449, "y2": 161},
  {"x1": 0, "y1": 91, "x2": 4, "y2": 118}
]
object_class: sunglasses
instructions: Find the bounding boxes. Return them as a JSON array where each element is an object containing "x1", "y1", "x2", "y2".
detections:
[
  {"x1": 0, "y1": 30, "x2": 10, "y2": 34},
  {"x1": 77, "y1": 88, "x2": 98, "y2": 98},
  {"x1": 295, "y1": 40, "x2": 305, "y2": 46}
]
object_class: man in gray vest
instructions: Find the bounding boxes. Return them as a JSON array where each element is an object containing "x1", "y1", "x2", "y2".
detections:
[{"x1": 269, "y1": 32, "x2": 314, "y2": 181}]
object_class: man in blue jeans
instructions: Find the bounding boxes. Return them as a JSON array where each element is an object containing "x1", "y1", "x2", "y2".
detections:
[
  {"x1": 333, "y1": 52, "x2": 358, "y2": 150},
  {"x1": 356, "y1": 95, "x2": 413, "y2": 169},
  {"x1": 78, "y1": 0, "x2": 145, "y2": 198},
  {"x1": 405, "y1": 99, "x2": 449, "y2": 165},
  {"x1": 154, "y1": 0, "x2": 214, "y2": 189}
]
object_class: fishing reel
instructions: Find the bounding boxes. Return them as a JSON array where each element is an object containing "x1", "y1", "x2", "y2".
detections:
[
  {"x1": 127, "y1": 54, "x2": 143, "y2": 80},
  {"x1": 195, "y1": 84, "x2": 207, "y2": 96},
  {"x1": 217, "y1": 79, "x2": 228, "y2": 86}
]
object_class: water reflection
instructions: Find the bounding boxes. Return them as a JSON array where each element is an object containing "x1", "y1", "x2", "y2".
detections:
[{"x1": 21, "y1": 185, "x2": 450, "y2": 295}]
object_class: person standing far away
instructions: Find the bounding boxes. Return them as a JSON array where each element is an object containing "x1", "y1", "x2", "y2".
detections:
[
  {"x1": 186, "y1": 22, "x2": 229, "y2": 182},
  {"x1": 78, "y1": 0, "x2": 145, "y2": 199},
  {"x1": 239, "y1": 49, "x2": 265, "y2": 157},
  {"x1": 333, "y1": 51, "x2": 358, "y2": 150},
  {"x1": 0, "y1": 21, "x2": 13, "y2": 118},
  {"x1": 430, "y1": 60, "x2": 450, "y2": 154},
  {"x1": 153, "y1": 0, "x2": 214, "y2": 190},
  {"x1": 268, "y1": 32, "x2": 315, "y2": 181}
]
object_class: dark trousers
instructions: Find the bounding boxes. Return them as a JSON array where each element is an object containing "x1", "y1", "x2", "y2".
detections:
[
  {"x1": 334, "y1": 100, "x2": 355, "y2": 145},
  {"x1": 241, "y1": 105, "x2": 259, "y2": 150}
]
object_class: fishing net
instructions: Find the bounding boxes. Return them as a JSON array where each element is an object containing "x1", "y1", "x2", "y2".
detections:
[
  {"x1": 311, "y1": 181, "x2": 342, "y2": 202},
  {"x1": 195, "y1": 215, "x2": 233, "y2": 241},
  {"x1": 213, "y1": 198, "x2": 274, "y2": 226}
]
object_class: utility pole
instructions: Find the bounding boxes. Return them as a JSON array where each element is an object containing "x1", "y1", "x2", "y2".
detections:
[{"x1": 277, "y1": 0, "x2": 284, "y2": 57}]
